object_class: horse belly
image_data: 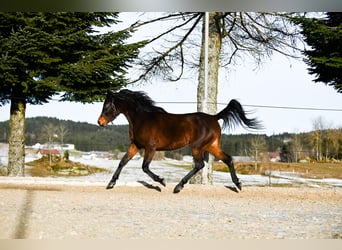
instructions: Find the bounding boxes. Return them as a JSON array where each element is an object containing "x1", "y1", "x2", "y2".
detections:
[
  {"x1": 150, "y1": 120, "x2": 191, "y2": 150},
  {"x1": 156, "y1": 126, "x2": 191, "y2": 150},
  {"x1": 155, "y1": 115, "x2": 215, "y2": 150}
]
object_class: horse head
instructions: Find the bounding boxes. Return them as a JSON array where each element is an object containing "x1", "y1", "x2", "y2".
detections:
[{"x1": 97, "y1": 91, "x2": 121, "y2": 127}]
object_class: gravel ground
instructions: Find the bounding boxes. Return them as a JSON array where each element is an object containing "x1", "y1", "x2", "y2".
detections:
[{"x1": 0, "y1": 180, "x2": 341, "y2": 239}]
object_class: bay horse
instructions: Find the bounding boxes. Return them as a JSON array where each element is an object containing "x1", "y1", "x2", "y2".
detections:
[{"x1": 98, "y1": 89, "x2": 260, "y2": 193}]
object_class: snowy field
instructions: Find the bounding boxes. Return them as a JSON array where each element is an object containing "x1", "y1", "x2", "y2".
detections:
[
  {"x1": 0, "y1": 153, "x2": 341, "y2": 188},
  {"x1": 74, "y1": 157, "x2": 342, "y2": 188}
]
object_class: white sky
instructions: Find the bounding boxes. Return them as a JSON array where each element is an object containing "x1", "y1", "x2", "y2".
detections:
[{"x1": 0, "y1": 12, "x2": 341, "y2": 135}]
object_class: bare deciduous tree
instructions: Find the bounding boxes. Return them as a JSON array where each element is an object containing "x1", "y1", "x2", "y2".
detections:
[
  {"x1": 311, "y1": 116, "x2": 326, "y2": 161},
  {"x1": 41, "y1": 123, "x2": 57, "y2": 168},
  {"x1": 249, "y1": 135, "x2": 267, "y2": 170},
  {"x1": 123, "y1": 12, "x2": 303, "y2": 184},
  {"x1": 57, "y1": 123, "x2": 69, "y2": 152}
]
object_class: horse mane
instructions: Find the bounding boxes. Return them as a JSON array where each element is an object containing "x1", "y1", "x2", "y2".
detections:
[{"x1": 118, "y1": 89, "x2": 167, "y2": 113}]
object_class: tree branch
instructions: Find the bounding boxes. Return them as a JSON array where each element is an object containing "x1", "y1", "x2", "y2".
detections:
[{"x1": 131, "y1": 13, "x2": 203, "y2": 83}]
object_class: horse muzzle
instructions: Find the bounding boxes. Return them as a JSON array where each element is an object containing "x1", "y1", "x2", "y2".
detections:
[{"x1": 97, "y1": 116, "x2": 108, "y2": 127}]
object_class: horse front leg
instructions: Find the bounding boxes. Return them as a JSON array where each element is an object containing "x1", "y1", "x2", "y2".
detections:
[
  {"x1": 106, "y1": 144, "x2": 139, "y2": 189},
  {"x1": 142, "y1": 149, "x2": 166, "y2": 187}
]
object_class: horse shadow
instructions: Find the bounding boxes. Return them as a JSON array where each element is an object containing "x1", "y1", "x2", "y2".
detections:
[
  {"x1": 138, "y1": 181, "x2": 239, "y2": 194},
  {"x1": 224, "y1": 185, "x2": 239, "y2": 193},
  {"x1": 137, "y1": 181, "x2": 162, "y2": 192}
]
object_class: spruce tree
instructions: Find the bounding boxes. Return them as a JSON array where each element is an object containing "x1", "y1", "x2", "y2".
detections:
[
  {"x1": 0, "y1": 12, "x2": 145, "y2": 175},
  {"x1": 293, "y1": 13, "x2": 342, "y2": 93}
]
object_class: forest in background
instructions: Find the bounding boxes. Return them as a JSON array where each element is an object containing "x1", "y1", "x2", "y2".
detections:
[{"x1": 0, "y1": 117, "x2": 341, "y2": 162}]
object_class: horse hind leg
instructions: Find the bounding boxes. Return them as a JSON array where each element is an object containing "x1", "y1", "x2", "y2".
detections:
[
  {"x1": 208, "y1": 146, "x2": 242, "y2": 191},
  {"x1": 142, "y1": 149, "x2": 166, "y2": 187},
  {"x1": 174, "y1": 151, "x2": 205, "y2": 193}
]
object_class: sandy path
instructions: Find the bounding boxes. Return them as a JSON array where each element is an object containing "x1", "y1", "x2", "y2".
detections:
[{"x1": 0, "y1": 181, "x2": 341, "y2": 239}]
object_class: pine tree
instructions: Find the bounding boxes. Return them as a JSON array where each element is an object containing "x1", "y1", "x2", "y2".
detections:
[
  {"x1": 0, "y1": 12, "x2": 145, "y2": 175},
  {"x1": 293, "y1": 12, "x2": 342, "y2": 93}
]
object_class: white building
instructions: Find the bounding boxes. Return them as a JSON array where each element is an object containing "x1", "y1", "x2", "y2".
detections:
[{"x1": 31, "y1": 143, "x2": 75, "y2": 151}]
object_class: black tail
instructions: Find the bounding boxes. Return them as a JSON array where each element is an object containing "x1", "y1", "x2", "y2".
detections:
[{"x1": 215, "y1": 99, "x2": 261, "y2": 130}]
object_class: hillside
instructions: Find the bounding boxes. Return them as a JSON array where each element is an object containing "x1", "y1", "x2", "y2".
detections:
[{"x1": 0, "y1": 117, "x2": 130, "y2": 152}]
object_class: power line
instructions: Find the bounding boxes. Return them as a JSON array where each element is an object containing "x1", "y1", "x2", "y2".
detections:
[
  {"x1": 157, "y1": 101, "x2": 342, "y2": 112},
  {"x1": 242, "y1": 104, "x2": 342, "y2": 112}
]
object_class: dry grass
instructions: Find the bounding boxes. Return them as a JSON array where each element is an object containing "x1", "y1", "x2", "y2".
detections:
[
  {"x1": 26, "y1": 157, "x2": 109, "y2": 177},
  {"x1": 167, "y1": 160, "x2": 342, "y2": 179},
  {"x1": 214, "y1": 161, "x2": 342, "y2": 179}
]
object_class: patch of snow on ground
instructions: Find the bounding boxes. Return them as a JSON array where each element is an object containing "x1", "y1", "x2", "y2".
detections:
[{"x1": 0, "y1": 155, "x2": 341, "y2": 188}]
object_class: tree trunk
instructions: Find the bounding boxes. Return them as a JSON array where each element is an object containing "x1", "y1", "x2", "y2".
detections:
[
  {"x1": 190, "y1": 12, "x2": 222, "y2": 184},
  {"x1": 7, "y1": 98, "x2": 26, "y2": 176}
]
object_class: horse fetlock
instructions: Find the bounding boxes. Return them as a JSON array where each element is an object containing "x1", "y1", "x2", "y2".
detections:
[
  {"x1": 160, "y1": 178, "x2": 166, "y2": 187},
  {"x1": 235, "y1": 181, "x2": 242, "y2": 191}
]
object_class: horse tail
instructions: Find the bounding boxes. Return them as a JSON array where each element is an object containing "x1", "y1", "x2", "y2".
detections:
[{"x1": 215, "y1": 99, "x2": 261, "y2": 130}]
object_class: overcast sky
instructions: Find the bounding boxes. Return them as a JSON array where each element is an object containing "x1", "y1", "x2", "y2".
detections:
[{"x1": 0, "y1": 13, "x2": 341, "y2": 135}]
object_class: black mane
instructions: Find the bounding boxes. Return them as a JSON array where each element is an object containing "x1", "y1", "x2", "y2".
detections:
[{"x1": 118, "y1": 89, "x2": 167, "y2": 113}]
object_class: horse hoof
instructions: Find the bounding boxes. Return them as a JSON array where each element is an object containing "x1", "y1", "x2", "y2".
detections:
[
  {"x1": 106, "y1": 182, "x2": 115, "y2": 189},
  {"x1": 160, "y1": 178, "x2": 166, "y2": 187},
  {"x1": 236, "y1": 182, "x2": 242, "y2": 191},
  {"x1": 173, "y1": 184, "x2": 183, "y2": 194}
]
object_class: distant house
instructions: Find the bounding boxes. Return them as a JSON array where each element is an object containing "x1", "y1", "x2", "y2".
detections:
[
  {"x1": 44, "y1": 143, "x2": 75, "y2": 151},
  {"x1": 82, "y1": 152, "x2": 97, "y2": 160},
  {"x1": 232, "y1": 156, "x2": 255, "y2": 162},
  {"x1": 37, "y1": 149, "x2": 61, "y2": 158},
  {"x1": 31, "y1": 143, "x2": 75, "y2": 151},
  {"x1": 31, "y1": 143, "x2": 42, "y2": 149},
  {"x1": 59, "y1": 144, "x2": 75, "y2": 151},
  {"x1": 268, "y1": 152, "x2": 281, "y2": 162}
]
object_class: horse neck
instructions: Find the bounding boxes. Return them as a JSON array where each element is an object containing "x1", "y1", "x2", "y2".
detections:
[{"x1": 120, "y1": 108, "x2": 138, "y2": 126}]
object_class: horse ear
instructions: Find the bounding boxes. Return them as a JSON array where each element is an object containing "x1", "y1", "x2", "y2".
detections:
[
  {"x1": 118, "y1": 89, "x2": 131, "y2": 95},
  {"x1": 106, "y1": 90, "x2": 117, "y2": 96},
  {"x1": 111, "y1": 91, "x2": 121, "y2": 101},
  {"x1": 105, "y1": 91, "x2": 112, "y2": 98}
]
